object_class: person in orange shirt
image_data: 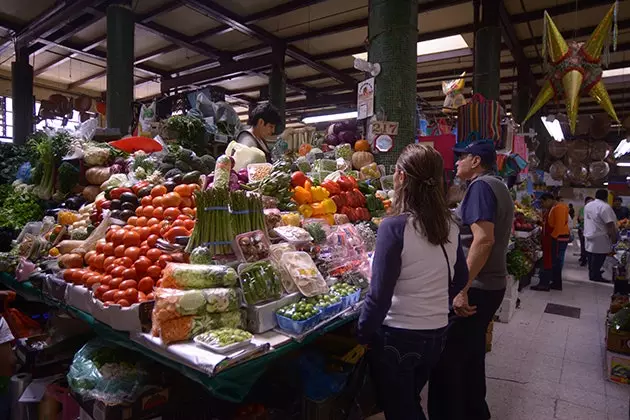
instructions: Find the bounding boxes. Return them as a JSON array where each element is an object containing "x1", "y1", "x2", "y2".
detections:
[{"x1": 532, "y1": 193, "x2": 570, "y2": 291}]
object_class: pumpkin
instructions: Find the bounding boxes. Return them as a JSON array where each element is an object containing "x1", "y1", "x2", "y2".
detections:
[
  {"x1": 299, "y1": 143, "x2": 312, "y2": 156},
  {"x1": 352, "y1": 151, "x2": 375, "y2": 170},
  {"x1": 354, "y1": 139, "x2": 370, "y2": 152}
]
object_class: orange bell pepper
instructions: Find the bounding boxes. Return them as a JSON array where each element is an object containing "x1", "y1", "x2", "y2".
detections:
[{"x1": 293, "y1": 186, "x2": 312, "y2": 205}]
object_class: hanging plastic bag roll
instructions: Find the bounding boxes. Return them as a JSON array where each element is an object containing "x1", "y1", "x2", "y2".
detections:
[{"x1": 10, "y1": 373, "x2": 32, "y2": 420}]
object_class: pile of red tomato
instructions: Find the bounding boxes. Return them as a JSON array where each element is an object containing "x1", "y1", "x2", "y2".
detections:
[{"x1": 62, "y1": 183, "x2": 199, "y2": 307}]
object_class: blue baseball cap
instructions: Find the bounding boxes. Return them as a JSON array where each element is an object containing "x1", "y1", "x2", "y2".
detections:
[{"x1": 453, "y1": 140, "x2": 497, "y2": 165}]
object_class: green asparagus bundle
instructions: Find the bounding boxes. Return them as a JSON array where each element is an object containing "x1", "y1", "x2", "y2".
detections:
[
  {"x1": 185, "y1": 188, "x2": 233, "y2": 256},
  {"x1": 229, "y1": 191, "x2": 266, "y2": 236}
]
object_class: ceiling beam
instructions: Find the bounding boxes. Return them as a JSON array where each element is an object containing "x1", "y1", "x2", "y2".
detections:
[
  {"x1": 182, "y1": 0, "x2": 356, "y2": 87},
  {"x1": 522, "y1": 18, "x2": 630, "y2": 48},
  {"x1": 511, "y1": 0, "x2": 617, "y2": 24},
  {"x1": 138, "y1": 21, "x2": 229, "y2": 61}
]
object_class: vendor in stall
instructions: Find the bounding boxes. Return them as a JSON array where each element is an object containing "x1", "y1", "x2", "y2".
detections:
[
  {"x1": 612, "y1": 196, "x2": 630, "y2": 221},
  {"x1": 236, "y1": 103, "x2": 281, "y2": 162}
]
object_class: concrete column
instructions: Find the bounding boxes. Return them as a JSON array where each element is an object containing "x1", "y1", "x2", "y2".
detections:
[
  {"x1": 106, "y1": 2, "x2": 134, "y2": 134},
  {"x1": 11, "y1": 44, "x2": 34, "y2": 145},
  {"x1": 368, "y1": 0, "x2": 418, "y2": 166},
  {"x1": 512, "y1": 70, "x2": 532, "y2": 125},
  {"x1": 268, "y1": 45, "x2": 286, "y2": 134},
  {"x1": 473, "y1": 0, "x2": 502, "y2": 100}
]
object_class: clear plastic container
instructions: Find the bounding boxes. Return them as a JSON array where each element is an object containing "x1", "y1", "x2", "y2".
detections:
[
  {"x1": 273, "y1": 226, "x2": 313, "y2": 244},
  {"x1": 233, "y1": 230, "x2": 271, "y2": 262},
  {"x1": 247, "y1": 163, "x2": 273, "y2": 182},
  {"x1": 238, "y1": 260, "x2": 283, "y2": 305},
  {"x1": 279, "y1": 251, "x2": 328, "y2": 297},
  {"x1": 380, "y1": 175, "x2": 394, "y2": 191},
  {"x1": 269, "y1": 243, "x2": 298, "y2": 293},
  {"x1": 194, "y1": 335, "x2": 251, "y2": 354}
]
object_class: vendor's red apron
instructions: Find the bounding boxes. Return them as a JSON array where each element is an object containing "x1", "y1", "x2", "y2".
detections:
[{"x1": 542, "y1": 211, "x2": 553, "y2": 270}]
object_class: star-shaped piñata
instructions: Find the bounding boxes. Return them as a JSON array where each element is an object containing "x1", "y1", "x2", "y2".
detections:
[{"x1": 522, "y1": 3, "x2": 619, "y2": 134}]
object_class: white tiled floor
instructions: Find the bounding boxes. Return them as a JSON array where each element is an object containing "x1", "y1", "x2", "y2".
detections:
[
  {"x1": 368, "y1": 243, "x2": 630, "y2": 419},
  {"x1": 486, "y1": 245, "x2": 629, "y2": 420}
]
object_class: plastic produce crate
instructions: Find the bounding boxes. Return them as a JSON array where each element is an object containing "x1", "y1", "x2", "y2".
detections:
[
  {"x1": 339, "y1": 290, "x2": 361, "y2": 310},
  {"x1": 276, "y1": 311, "x2": 321, "y2": 335},
  {"x1": 318, "y1": 301, "x2": 343, "y2": 320}
]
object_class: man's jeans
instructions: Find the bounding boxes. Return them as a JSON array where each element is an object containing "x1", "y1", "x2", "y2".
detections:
[
  {"x1": 540, "y1": 239, "x2": 569, "y2": 288},
  {"x1": 368, "y1": 325, "x2": 446, "y2": 420},
  {"x1": 588, "y1": 252, "x2": 607, "y2": 281},
  {"x1": 428, "y1": 287, "x2": 506, "y2": 420}
]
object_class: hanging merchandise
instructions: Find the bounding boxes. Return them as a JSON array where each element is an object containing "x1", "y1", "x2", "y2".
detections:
[
  {"x1": 521, "y1": 3, "x2": 619, "y2": 133},
  {"x1": 548, "y1": 139, "x2": 568, "y2": 159},
  {"x1": 418, "y1": 134, "x2": 456, "y2": 171},
  {"x1": 442, "y1": 72, "x2": 467, "y2": 113},
  {"x1": 567, "y1": 163, "x2": 589, "y2": 185},
  {"x1": 549, "y1": 161, "x2": 567, "y2": 181},
  {"x1": 589, "y1": 161, "x2": 610, "y2": 181},
  {"x1": 456, "y1": 94, "x2": 502, "y2": 145},
  {"x1": 567, "y1": 139, "x2": 589, "y2": 162},
  {"x1": 591, "y1": 141, "x2": 610, "y2": 161}
]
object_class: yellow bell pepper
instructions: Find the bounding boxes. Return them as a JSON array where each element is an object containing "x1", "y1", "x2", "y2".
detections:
[
  {"x1": 310, "y1": 186, "x2": 330, "y2": 202},
  {"x1": 293, "y1": 186, "x2": 312, "y2": 205},
  {"x1": 319, "y1": 213, "x2": 335, "y2": 225},
  {"x1": 298, "y1": 204, "x2": 313, "y2": 218},
  {"x1": 321, "y1": 198, "x2": 337, "y2": 214},
  {"x1": 311, "y1": 202, "x2": 325, "y2": 216}
]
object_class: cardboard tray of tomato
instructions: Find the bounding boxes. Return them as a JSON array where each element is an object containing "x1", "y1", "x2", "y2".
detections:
[{"x1": 89, "y1": 295, "x2": 155, "y2": 332}]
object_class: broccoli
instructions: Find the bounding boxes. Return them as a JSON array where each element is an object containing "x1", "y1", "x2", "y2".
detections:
[
  {"x1": 175, "y1": 160, "x2": 192, "y2": 172},
  {"x1": 158, "y1": 163, "x2": 175, "y2": 173},
  {"x1": 177, "y1": 148, "x2": 194, "y2": 163},
  {"x1": 165, "y1": 168, "x2": 183, "y2": 179},
  {"x1": 200, "y1": 155, "x2": 216, "y2": 172}
]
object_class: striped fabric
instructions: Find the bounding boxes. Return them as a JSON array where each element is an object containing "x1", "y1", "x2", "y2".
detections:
[{"x1": 457, "y1": 94, "x2": 502, "y2": 146}]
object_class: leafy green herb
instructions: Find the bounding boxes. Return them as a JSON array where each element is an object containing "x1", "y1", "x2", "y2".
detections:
[
  {"x1": 58, "y1": 162, "x2": 79, "y2": 194},
  {"x1": 0, "y1": 186, "x2": 44, "y2": 230},
  {"x1": 164, "y1": 115, "x2": 208, "y2": 155},
  {"x1": 0, "y1": 144, "x2": 30, "y2": 184}
]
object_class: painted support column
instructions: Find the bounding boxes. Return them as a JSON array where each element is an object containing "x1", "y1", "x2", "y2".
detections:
[
  {"x1": 268, "y1": 45, "x2": 286, "y2": 134},
  {"x1": 368, "y1": 0, "x2": 418, "y2": 166},
  {"x1": 11, "y1": 44, "x2": 34, "y2": 145},
  {"x1": 106, "y1": 2, "x2": 134, "y2": 134},
  {"x1": 473, "y1": 0, "x2": 501, "y2": 100},
  {"x1": 513, "y1": 71, "x2": 532, "y2": 125}
]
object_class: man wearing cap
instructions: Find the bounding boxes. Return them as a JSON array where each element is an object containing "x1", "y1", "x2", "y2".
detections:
[{"x1": 429, "y1": 140, "x2": 514, "y2": 420}]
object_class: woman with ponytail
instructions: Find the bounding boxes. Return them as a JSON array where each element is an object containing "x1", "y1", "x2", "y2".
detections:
[{"x1": 357, "y1": 144, "x2": 469, "y2": 420}]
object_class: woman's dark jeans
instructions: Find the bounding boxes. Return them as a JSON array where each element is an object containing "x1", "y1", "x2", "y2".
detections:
[{"x1": 368, "y1": 325, "x2": 446, "y2": 420}]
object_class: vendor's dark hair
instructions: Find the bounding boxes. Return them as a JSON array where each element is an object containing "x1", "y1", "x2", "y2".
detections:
[
  {"x1": 584, "y1": 196, "x2": 593, "y2": 204},
  {"x1": 393, "y1": 144, "x2": 451, "y2": 246},
  {"x1": 539, "y1": 193, "x2": 555, "y2": 201},
  {"x1": 614, "y1": 196, "x2": 623, "y2": 203},
  {"x1": 595, "y1": 189, "x2": 608, "y2": 201},
  {"x1": 248, "y1": 103, "x2": 281, "y2": 127}
]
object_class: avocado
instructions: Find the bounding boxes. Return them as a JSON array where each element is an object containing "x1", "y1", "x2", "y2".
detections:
[{"x1": 182, "y1": 171, "x2": 201, "y2": 184}]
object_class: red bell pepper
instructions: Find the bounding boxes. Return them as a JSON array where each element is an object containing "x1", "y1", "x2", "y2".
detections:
[
  {"x1": 331, "y1": 194, "x2": 346, "y2": 210},
  {"x1": 337, "y1": 175, "x2": 356, "y2": 192},
  {"x1": 321, "y1": 180, "x2": 340, "y2": 195},
  {"x1": 340, "y1": 206, "x2": 358, "y2": 223}
]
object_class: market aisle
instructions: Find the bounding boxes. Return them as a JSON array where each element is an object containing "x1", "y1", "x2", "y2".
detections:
[{"x1": 486, "y1": 243, "x2": 629, "y2": 420}]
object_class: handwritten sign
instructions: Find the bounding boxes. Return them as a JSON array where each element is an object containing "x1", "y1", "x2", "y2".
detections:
[{"x1": 371, "y1": 121, "x2": 399, "y2": 136}]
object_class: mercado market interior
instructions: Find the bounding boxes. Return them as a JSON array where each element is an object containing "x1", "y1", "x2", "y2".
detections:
[{"x1": 0, "y1": 0, "x2": 629, "y2": 419}]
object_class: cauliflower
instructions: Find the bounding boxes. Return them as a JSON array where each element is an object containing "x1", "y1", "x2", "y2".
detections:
[{"x1": 83, "y1": 144, "x2": 110, "y2": 166}]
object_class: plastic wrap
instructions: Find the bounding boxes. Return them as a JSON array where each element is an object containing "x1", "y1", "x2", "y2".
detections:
[
  {"x1": 159, "y1": 311, "x2": 243, "y2": 344},
  {"x1": 238, "y1": 260, "x2": 283, "y2": 305},
  {"x1": 194, "y1": 328, "x2": 252, "y2": 351},
  {"x1": 161, "y1": 263, "x2": 239, "y2": 289},
  {"x1": 233, "y1": 230, "x2": 270, "y2": 262},
  {"x1": 280, "y1": 251, "x2": 328, "y2": 297},
  {"x1": 273, "y1": 226, "x2": 313, "y2": 243},
  {"x1": 269, "y1": 243, "x2": 298, "y2": 293},
  {"x1": 153, "y1": 287, "x2": 239, "y2": 327},
  {"x1": 67, "y1": 339, "x2": 156, "y2": 405}
]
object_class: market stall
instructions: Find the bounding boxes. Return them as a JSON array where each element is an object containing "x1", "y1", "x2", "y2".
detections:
[{"x1": 0, "y1": 114, "x2": 391, "y2": 416}]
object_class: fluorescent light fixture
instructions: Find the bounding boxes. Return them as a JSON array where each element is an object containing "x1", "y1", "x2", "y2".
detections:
[
  {"x1": 353, "y1": 35, "x2": 468, "y2": 60},
  {"x1": 541, "y1": 116, "x2": 564, "y2": 141},
  {"x1": 614, "y1": 139, "x2": 630, "y2": 159},
  {"x1": 616, "y1": 162, "x2": 630, "y2": 167},
  {"x1": 604, "y1": 182, "x2": 609, "y2": 186},
  {"x1": 302, "y1": 111, "x2": 357, "y2": 124},
  {"x1": 603, "y1": 67, "x2": 630, "y2": 78}
]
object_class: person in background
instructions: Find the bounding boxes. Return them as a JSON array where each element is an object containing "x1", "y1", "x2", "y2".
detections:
[
  {"x1": 429, "y1": 140, "x2": 514, "y2": 420},
  {"x1": 0, "y1": 291, "x2": 16, "y2": 420},
  {"x1": 236, "y1": 103, "x2": 281, "y2": 162},
  {"x1": 577, "y1": 197, "x2": 594, "y2": 266},
  {"x1": 584, "y1": 189, "x2": 618, "y2": 283},
  {"x1": 531, "y1": 194, "x2": 571, "y2": 291},
  {"x1": 357, "y1": 144, "x2": 468, "y2": 420},
  {"x1": 568, "y1": 203, "x2": 575, "y2": 220},
  {"x1": 612, "y1": 197, "x2": 630, "y2": 220}
]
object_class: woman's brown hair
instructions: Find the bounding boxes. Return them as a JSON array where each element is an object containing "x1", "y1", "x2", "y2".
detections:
[{"x1": 392, "y1": 143, "x2": 452, "y2": 246}]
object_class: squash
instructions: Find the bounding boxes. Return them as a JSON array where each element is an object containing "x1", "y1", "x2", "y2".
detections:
[
  {"x1": 354, "y1": 139, "x2": 370, "y2": 152},
  {"x1": 299, "y1": 143, "x2": 312, "y2": 156},
  {"x1": 85, "y1": 167, "x2": 111, "y2": 185},
  {"x1": 352, "y1": 151, "x2": 375, "y2": 170},
  {"x1": 82, "y1": 185, "x2": 100, "y2": 202},
  {"x1": 58, "y1": 253, "x2": 84, "y2": 269}
]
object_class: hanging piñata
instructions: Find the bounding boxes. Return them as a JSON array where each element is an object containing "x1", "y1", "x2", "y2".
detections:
[{"x1": 522, "y1": 3, "x2": 619, "y2": 134}]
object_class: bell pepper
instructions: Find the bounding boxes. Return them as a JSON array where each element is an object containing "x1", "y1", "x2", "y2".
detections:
[
  {"x1": 298, "y1": 204, "x2": 313, "y2": 218},
  {"x1": 319, "y1": 213, "x2": 335, "y2": 225},
  {"x1": 291, "y1": 171, "x2": 308, "y2": 188},
  {"x1": 331, "y1": 194, "x2": 346, "y2": 210},
  {"x1": 310, "y1": 186, "x2": 330, "y2": 202},
  {"x1": 304, "y1": 179, "x2": 312, "y2": 191},
  {"x1": 293, "y1": 186, "x2": 312, "y2": 205},
  {"x1": 321, "y1": 198, "x2": 337, "y2": 214},
  {"x1": 321, "y1": 180, "x2": 340, "y2": 195},
  {"x1": 340, "y1": 206, "x2": 358, "y2": 222},
  {"x1": 337, "y1": 175, "x2": 355, "y2": 191},
  {"x1": 311, "y1": 202, "x2": 325, "y2": 216}
]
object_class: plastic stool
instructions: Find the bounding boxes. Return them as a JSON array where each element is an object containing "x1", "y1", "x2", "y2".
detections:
[{"x1": 45, "y1": 383, "x2": 79, "y2": 420}]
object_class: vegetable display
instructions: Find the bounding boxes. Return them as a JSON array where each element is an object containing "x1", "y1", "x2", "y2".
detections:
[
  {"x1": 27, "y1": 130, "x2": 73, "y2": 200},
  {"x1": 161, "y1": 263, "x2": 238, "y2": 289},
  {"x1": 159, "y1": 311, "x2": 243, "y2": 344},
  {"x1": 234, "y1": 231, "x2": 270, "y2": 262},
  {"x1": 330, "y1": 282, "x2": 359, "y2": 297},
  {"x1": 276, "y1": 301, "x2": 320, "y2": 321},
  {"x1": 280, "y1": 252, "x2": 328, "y2": 297},
  {"x1": 195, "y1": 328, "x2": 252, "y2": 348},
  {"x1": 239, "y1": 260, "x2": 283, "y2": 305}
]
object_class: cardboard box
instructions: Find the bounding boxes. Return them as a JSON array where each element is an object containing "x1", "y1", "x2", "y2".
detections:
[
  {"x1": 64, "y1": 284, "x2": 92, "y2": 313},
  {"x1": 89, "y1": 298, "x2": 154, "y2": 332},
  {"x1": 505, "y1": 276, "x2": 519, "y2": 302},
  {"x1": 74, "y1": 388, "x2": 171, "y2": 420},
  {"x1": 606, "y1": 350, "x2": 630, "y2": 385},
  {"x1": 607, "y1": 327, "x2": 630, "y2": 355},
  {"x1": 495, "y1": 298, "x2": 516, "y2": 323},
  {"x1": 43, "y1": 275, "x2": 68, "y2": 301}
]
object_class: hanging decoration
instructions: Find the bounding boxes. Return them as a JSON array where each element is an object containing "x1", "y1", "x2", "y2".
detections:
[
  {"x1": 522, "y1": 3, "x2": 619, "y2": 134},
  {"x1": 442, "y1": 72, "x2": 467, "y2": 113}
]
